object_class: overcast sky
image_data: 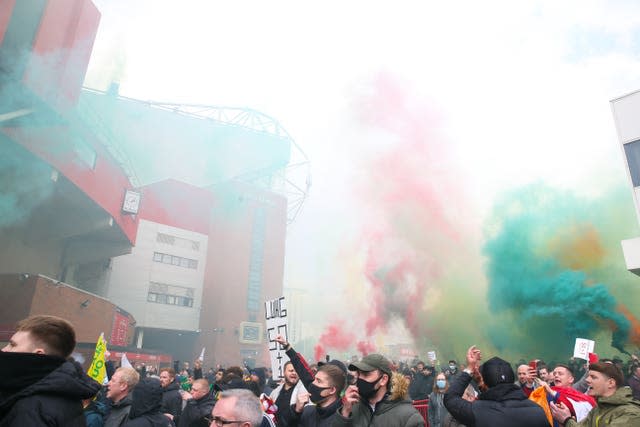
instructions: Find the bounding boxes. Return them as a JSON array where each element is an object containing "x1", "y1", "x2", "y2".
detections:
[{"x1": 85, "y1": 0, "x2": 640, "y2": 355}]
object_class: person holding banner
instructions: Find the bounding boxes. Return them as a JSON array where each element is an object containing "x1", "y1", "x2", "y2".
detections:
[
  {"x1": 537, "y1": 364, "x2": 596, "y2": 423},
  {"x1": 0, "y1": 314, "x2": 101, "y2": 426},
  {"x1": 549, "y1": 361, "x2": 640, "y2": 426}
]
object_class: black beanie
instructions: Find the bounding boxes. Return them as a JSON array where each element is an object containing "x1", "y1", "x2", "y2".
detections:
[{"x1": 480, "y1": 357, "x2": 515, "y2": 388}]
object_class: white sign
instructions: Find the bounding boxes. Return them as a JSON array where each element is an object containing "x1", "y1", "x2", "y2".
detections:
[
  {"x1": 573, "y1": 338, "x2": 595, "y2": 360},
  {"x1": 427, "y1": 351, "x2": 437, "y2": 362},
  {"x1": 265, "y1": 296, "x2": 288, "y2": 380}
]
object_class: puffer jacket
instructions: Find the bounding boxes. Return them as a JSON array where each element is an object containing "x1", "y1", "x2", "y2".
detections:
[
  {"x1": 332, "y1": 372, "x2": 425, "y2": 427},
  {"x1": 444, "y1": 371, "x2": 548, "y2": 427},
  {"x1": 0, "y1": 351, "x2": 101, "y2": 426},
  {"x1": 122, "y1": 378, "x2": 174, "y2": 427},
  {"x1": 565, "y1": 386, "x2": 640, "y2": 427}
]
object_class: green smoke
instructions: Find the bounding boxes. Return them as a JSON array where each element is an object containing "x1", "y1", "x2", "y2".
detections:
[{"x1": 482, "y1": 182, "x2": 639, "y2": 360}]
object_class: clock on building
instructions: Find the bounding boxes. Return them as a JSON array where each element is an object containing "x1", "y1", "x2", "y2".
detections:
[{"x1": 122, "y1": 189, "x2": 141, "y2": 214}]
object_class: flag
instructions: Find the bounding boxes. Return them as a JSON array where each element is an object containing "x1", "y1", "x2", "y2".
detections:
[
  {"x1": 198, "y1": 347, "x2": 205, "y2": 362},
  {"x1": 553, "y1": 386, "x2": 596, "y2": 422},
  {"x1": 87, "y1": 333, "x2": 107, "y2": 385},
  {"x1": 588, "y1": 352, "x2": 598, "y2": 365},
  {"x1": 528, "y1": 387, "x2": 553, "y2": 426},
  {"x1": 121, "y1": 352, "x2": 133, "y2": 369}
]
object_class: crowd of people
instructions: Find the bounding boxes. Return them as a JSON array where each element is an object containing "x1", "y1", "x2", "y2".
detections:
[{"x1": 2, "y1": 315, "x2": 640, "y2": 426}]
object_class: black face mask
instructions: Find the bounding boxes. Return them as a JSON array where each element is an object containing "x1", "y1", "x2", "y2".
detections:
[
  {"x1": 356, "y1": 374, "x2": 382, "y2": 400},
  {"x1": 308, "y1": 382, "x2": 332, "y2": 404}
]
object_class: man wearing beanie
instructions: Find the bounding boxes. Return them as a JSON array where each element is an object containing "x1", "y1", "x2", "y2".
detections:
[
  {"x1": 444, "y1": 346, "x2": 548, "y2": 427},
  {"x1": 550, "y1": 361, "x2": 640, "y2": 426}
]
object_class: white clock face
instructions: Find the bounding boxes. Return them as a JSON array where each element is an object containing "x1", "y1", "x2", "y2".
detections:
[{"x1": 122, "y1": 190, "x2": 141, "y2": 214}]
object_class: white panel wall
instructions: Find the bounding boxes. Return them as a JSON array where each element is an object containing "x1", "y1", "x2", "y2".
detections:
[
  {"x1": 612, "y1": 90, "x2": 640, "y2": 143},
  {"x1": 612, "y1": 90, "x2": 640, "y2": 275},
  {"x1": 107, "y1": 219, "x2": 208, "y2": 331}
]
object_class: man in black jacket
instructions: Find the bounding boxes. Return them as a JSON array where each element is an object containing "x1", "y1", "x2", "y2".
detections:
[
  {"x1": 274, "y1": 335, "x2": 346, "y2": 427},
  {"x1": 122, "y1": 377, "x2": 174, "y2": 427},
  {"x1": 409, "y1": 362, "x2": 434, "y2": 401},
  {"x1": 160, "y1": 368, "x2": 183, "y2": 424},
  {"x1": 0, "y1": 314, "x2": 101, "y2": 426},
  {"x1": 178, "y1": 379, "x2": 215, "y2": 427},
  {"x1": 444, "y1": 346, "x2": 548, "y2": 427}
]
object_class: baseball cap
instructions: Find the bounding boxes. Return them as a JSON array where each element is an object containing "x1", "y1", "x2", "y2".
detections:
[{"x1": 348, "y1": 354, "x2": 392, "y2": 377}]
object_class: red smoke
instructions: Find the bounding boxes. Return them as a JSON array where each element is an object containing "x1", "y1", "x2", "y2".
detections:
[
  {"x1": 356, "y1": 340, "x2": 377, "y2": 356},
  {"x1": 314, "y1": 322, "x2": 355, "y2": 362},
  {"x1": 314, "y1": 72, "x2": 470, "y2": 359}
]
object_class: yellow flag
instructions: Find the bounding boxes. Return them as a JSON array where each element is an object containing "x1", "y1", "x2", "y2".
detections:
[{"x1": 87, "y1": 333, "x2": 107, "y2": 385}]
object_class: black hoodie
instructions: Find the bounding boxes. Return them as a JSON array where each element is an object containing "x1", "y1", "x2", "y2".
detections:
[
  {"x1": 123, "y1": 378, "x2": 173, "y2": 427},
  {"x1": 161, "y1": 380, "x2": 183, "y2": 422},
  {"x1": 0, "y1": 351, "x2": 101, "y2": 426}
]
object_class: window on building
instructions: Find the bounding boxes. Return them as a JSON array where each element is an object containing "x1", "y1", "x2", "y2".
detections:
[
  {"x1": 147, "y1": 282, "x2": 194, "y2": 308},
  {"x1": 156, "y1": 233, "x2": 201, "y2": 252},
  {"x1": 246, "y1": 207, "x2": 266, "y2": 314},
  {"x1": 625, "y1": 140, "x2": 640, "y2": 187},
  {"x1": 152, "y1": 252, "x2": 198, "y2": 269}
]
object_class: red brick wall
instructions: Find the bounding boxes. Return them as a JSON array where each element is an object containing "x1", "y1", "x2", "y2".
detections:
[{"x1": 0, "y1": 273, "x2": 135, "y2": 346}]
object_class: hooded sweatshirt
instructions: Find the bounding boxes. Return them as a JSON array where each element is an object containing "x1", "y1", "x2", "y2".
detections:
[
  {"x1": 161, "y1": 380, "x2": 183, "y2": 422},
  {"x1": 565, "y1": 386, "x2": 640, "y2": 427},
  {"x1": 123, "y1": 378, "x2": 173, "y2": 427},
  {"x1": 0, "y1": 351, "x2": 101, "y2": 427}
]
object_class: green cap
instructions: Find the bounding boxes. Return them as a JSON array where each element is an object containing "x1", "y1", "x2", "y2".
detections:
[{"x1": 349, "y1": 353, "x2": 392, "y2": 376}]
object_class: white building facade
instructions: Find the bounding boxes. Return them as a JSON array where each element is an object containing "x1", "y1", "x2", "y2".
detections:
[
  {"x1": 611, "y1": 89, "x2": 640, "y2": 275},
  {"x1": 107, "y1": 219, "x2": 208, "y2": 348}
]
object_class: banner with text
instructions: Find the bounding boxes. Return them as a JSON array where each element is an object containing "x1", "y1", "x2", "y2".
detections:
[{"x1": 265, "y1": 296, "x2": 288, "y2": 381}]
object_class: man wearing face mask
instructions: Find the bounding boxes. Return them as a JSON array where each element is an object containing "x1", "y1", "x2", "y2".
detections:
[
  {"x1": 290, "y1": 364, "x2": 346, "y2": 427},
  {"x1": 445, "y1": 360, "x2": 459, "y2": 379},
  {"x1": 273, "y1": 336, "x2": 347, "y2": 427},
  {"x1": 334, "y1": 353, "x2": 425, "y2": 427}
]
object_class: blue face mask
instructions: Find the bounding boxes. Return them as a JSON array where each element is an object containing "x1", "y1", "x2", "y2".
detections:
[{"x1": 436, "y1": 379, "x2": 447, "y2": 389}]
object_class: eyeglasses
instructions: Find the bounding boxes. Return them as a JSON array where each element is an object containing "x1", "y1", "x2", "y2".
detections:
[{"x1": 207, "y1": 416, "x2": 248, "y2": 426}]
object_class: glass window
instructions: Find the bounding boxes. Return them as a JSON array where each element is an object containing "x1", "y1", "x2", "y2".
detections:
[
  {"x1": 625, "y1": 140, "x2": 640, "y2": 187},
  {"x1": 153, "y1": 252, "x2": 163, "y2": 262}
]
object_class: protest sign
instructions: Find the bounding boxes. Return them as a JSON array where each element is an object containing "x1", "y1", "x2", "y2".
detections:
[
  {"x1": 265, "y1": 296, "x2": 289, "y2": 380},
  {"x1": 573, "y1": 338, "x2": 595, "y2": 360}
]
